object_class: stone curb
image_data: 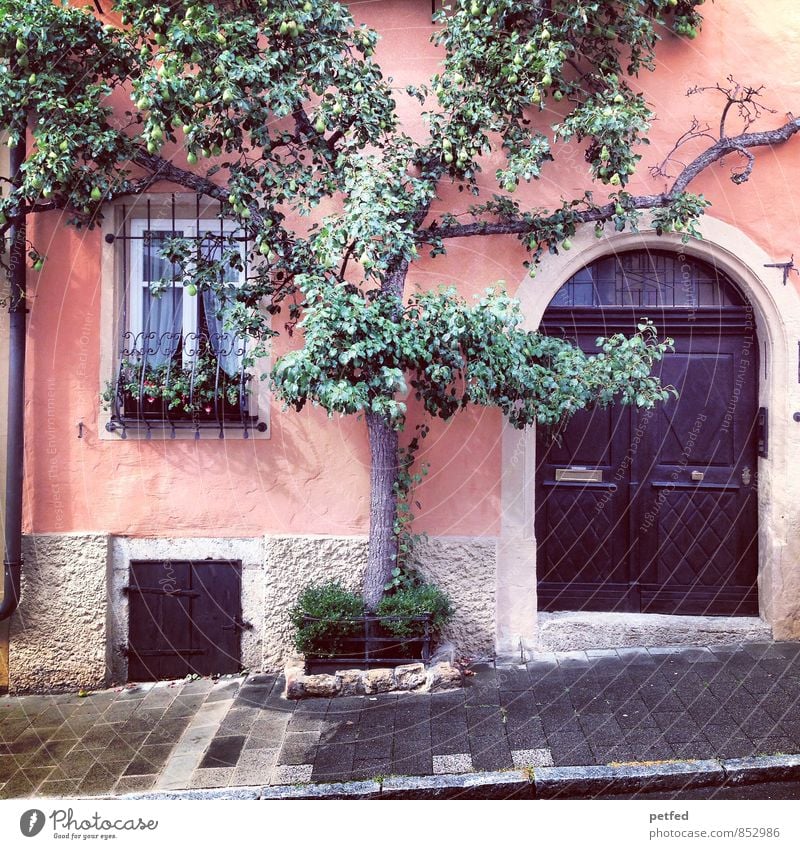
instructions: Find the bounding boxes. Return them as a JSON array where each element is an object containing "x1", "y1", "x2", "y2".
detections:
[
  {"x1": 721, "y1": 754, "x2": 800, "y2": 785},
  {"x1": 380, "y1": 771, "x2": 533, "y2": 800},
  {"x1": 533, "y1": 760, "x2": 724, "y2": 798},
  {"x1": 112, "y1": 754, "x2": 800, "y2": 801}
]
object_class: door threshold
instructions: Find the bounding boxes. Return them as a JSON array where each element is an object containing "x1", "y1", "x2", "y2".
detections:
[{"x1": 536, "y1": 610, "x2": 771, "y2": 653}]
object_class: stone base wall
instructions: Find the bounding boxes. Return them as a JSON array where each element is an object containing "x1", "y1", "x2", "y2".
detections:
[
  {"x1": 411, "y1": 537, "x2": 497, "y2": 660},
  {"x1": 9, "y1": 535, "x2": 110, "y2": 693},
  {"x1": 7, "y1": 532, "x2": 497, "y2": 692},
  {"x1": 262, "y1": 535, "x2": 369, "y2": 670}
]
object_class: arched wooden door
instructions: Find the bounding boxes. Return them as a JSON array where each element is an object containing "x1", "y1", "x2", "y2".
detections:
[{"x1": 535, "y1": 250, "x2": 759, "y2": 615}]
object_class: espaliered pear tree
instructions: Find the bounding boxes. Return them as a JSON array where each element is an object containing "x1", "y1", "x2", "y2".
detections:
[{"x1": 2, "y1": 0, "x2": 799, "y2": 608}]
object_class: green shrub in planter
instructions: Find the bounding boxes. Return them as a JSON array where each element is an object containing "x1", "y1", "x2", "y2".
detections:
[
  {"x1": 376, "y1": 583, "x2": 454, "y2": 638},
  {"x1": 290, "y1": 582, "x2": 365, "y2": 656}
]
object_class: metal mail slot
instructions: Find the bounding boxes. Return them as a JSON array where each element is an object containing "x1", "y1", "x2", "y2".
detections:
[{"x1": 555, "y1": 468, "x2": 603, "y2": 483}]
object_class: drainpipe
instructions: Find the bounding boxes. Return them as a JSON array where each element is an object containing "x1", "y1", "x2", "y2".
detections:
[{"x1": 0, "y1": 137, "x2": 26, "y2": 621}]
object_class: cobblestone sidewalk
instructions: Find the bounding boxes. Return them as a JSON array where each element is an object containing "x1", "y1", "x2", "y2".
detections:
[{"x1": 2, "y1": 640, "x2": 800, "y2": 798}]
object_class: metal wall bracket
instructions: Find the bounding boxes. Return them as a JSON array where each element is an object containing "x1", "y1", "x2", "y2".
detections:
[{"x1": 757, "y1": 407, "x2": 769, "y2": 458}]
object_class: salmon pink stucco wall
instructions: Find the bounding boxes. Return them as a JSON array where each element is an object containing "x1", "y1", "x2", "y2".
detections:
[{"x1": 23, "y1": 0, "x2": 800, "y2": 540}]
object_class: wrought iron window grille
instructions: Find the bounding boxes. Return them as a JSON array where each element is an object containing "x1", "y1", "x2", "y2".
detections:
[{"x1": 104, "y1": 194, "x2": 267, "y2": 439}]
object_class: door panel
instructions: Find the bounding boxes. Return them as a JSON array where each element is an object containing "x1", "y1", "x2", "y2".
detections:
[
  {"x1": 536, "y1": 309, "x2": 758, "y2": 615},
  {"x1": 128, "y1": 559, "x2": 242, "y2": 681}
]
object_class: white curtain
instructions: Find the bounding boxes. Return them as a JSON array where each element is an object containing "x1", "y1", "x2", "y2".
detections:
[
  {"x1": 202, "y1": 287, "x2": 242, "y2": 378},
  {"x1": 142, "y1": 288, "x2": 182, "y2": 368}
]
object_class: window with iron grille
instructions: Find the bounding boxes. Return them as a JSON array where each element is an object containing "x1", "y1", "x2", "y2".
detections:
[{"x1": 104, "y1": 197, "x2": 268, "y2": 439}]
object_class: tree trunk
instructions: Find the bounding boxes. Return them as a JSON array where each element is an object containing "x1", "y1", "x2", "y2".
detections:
[{"x1": 364, "y1": 410, "x2": 399, "y2": 610}]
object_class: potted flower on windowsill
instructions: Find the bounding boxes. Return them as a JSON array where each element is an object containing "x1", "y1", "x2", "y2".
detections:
[{"x1": 103, "y1": 354, "x2": 251, "y2": 420}]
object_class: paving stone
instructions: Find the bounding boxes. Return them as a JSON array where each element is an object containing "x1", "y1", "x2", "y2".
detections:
[
  {"x1": 506, "y1": 723, "x2": 549, "y2": 751},
  {"x1": 470, "y1": 735, "x2": 512, "y2": 772},
  {"x1": 78, "y1": 763, "x2": 122, "y2": 795},
  {"x1": 276, "y1": 731, "x2": 319, "y2": 766},
  {"x1": 539, "y1": 710, "x2": 582, "y2": 736},
  {"x1": 391, "y1": 752, "x2": 433, "y2": 777},
  {"x1": 660, "y1": 725, "x2": 707, "y2": 745},
  {"x1": 464, "y1": 682, "x2": 501, "y2": 706},
  {"x1": 0, "y1": 770, "x2": 36, "y2": 799},
  {"x1": 205, "y1": 680, "x2": 243, "y2": 703},
  {"x1": 103, "y1": 702, "x2": 143, "y2": 723},
  {"x1": 123, "y1": 744, "x2": 173, "y2": 775},
  {"x1": 4, "y1": 729, "x2": 51, "y2": 755},
  {"x1": 578, "y1": 714, "x2": 623, "y2": 741},
  {"x1": 140, "y1": 688, "x2": 180, "y2": 710},
  {"x1": 0, "y1": 721, "x2": 30, "y2": 743},
  {"x1": 319, "y1": 721, "x2": 358, "y2": 746},
  {"x1": 431, "y1": 732, "x2": 471, "y2": 756},
  {"x1": 200, "y1": 734, "x2": 247, "y2": 769},
  {"x1": 312, "y1": 744, "x2": 355, "y2": 782},
  {"x1": 428, "y1": 691, "x2": 465, "y2": 716},
  {"x1": 168, "y1": 692, "x2": 209, "y2": 712},
  {"x1": 156, "y1": 753, "x2": 202, "y2": 791},
  {"x1": 51, "y1": 747, "x2": 98, "y2": 781},
  {"x1": 230, "y1": 747, "x2": 279, "y2": 786},
  {"x1": 272, "y1": 763, "x2": 313, "y2": 784},
  {"x1": 432, "y1": 753, "x2": 473, "y2": 775},
  {"x1": 665, "y1": 738, "x2": 717, "y2": 759},
  {"x1": 114, "y1": 775, "x2": 157, "y2": 794},
  {"x1": 235, "y1": 687, "x2": 274, "y2": 710},
  {"x1": 38, "y1": 778, "x2": 81, "y2": 797},
  {"x1": 96, "y1": 734, "x2": 149, "y2": 765},
  {"x1": 77, "y1": 723, "x2": 126, "y2": 750},
  {"x1": 354, "y1": 731, "x2": 393, "y2": 761},
  {"x1": 190, "y1": 768, "x2": 234, "y2": 788},
  {"x1": 465, "y1": 705, "x2": 506, "y2": 737},
  {"x1": 121, "y1": 709, "x2": 169, "y2": 735},
  {"x1": 286, "y1": 713, "x2": 325, "y2": 734},
  {"x1": 21, "y1": 738, "x2": 78, "y2": 769},
  {"x1": 512, "y1": 748, "x2": 554, "y2": 768},
  {"x1": 547, "y1": 732, "x2": 596, "y2": 767},
  {"x1": 143, "y1": 716, "x2": 192, "y2": 746},
  {"x1": 246, "y1": 718, "x2": 290, "y2": 749},
  {"x1": 0, "y1": 753, "x2": 22, "y2": 781},
  {"x1": 495, "y1": 666, "x2": 533, "y2": 692},
  {"x1": 358, "y1": 705, "x2": 396, "y2": 729},
  {"x1": 393, "y1": 712, "x2": 431, "y2": 739},
  {"x1": 751, "y1": 736, "x2": 797, "y2": 756}
]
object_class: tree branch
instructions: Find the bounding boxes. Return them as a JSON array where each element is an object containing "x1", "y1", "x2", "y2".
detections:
[
  {"x1": 417, "y1": 117, "x2": 800, "y2": 243},
  {"x1": 669, "y1": 118, "x2": 800, "y2": 193},
  {"x1": 130, "y1": 148, "x2": 230, "y2": 204}
]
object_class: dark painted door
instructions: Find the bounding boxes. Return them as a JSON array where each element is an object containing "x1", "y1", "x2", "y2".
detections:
[
  {"x1": 128, "y1": 559, "x2": 243, "y2": 681},
  {"x1": 535, "y1": 308, "x2": 759, "y2": 615}
]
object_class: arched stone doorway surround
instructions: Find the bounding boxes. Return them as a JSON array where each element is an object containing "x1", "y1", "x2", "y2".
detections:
[{"x1": 495, "y1": 214, "x2": 800, "y2": 658}]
